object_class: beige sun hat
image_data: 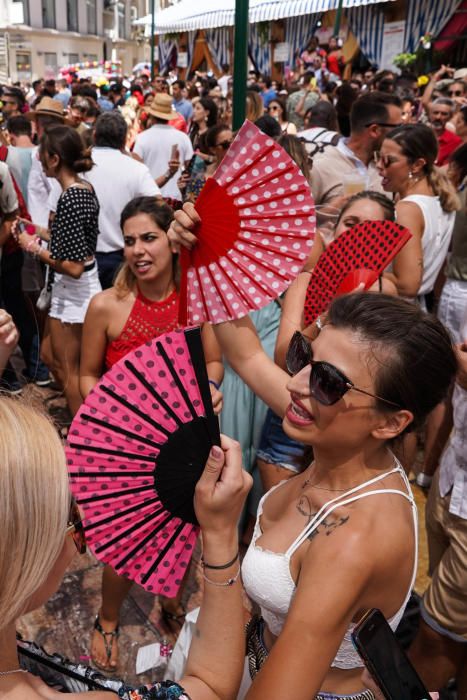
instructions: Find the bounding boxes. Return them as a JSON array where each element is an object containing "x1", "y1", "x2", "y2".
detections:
[
  {"x1": 145, "y1": 93, "x2": 174, "y2": 120},
  {"x1": 26, "y1": 96, "x2": 69, "y2": 122}
]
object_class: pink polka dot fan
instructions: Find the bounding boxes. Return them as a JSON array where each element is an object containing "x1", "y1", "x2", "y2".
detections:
[
  {"x1": 179, "y1": 121, "x2": 316, "y2": 325},
  {"x1": 66, "y1": 327, "x2": 220, "y2": 597}
]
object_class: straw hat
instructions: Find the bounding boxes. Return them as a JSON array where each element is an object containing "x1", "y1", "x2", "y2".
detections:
[
  {"x1": 26, "y1": 96, "x2": 68, "y2": 122},
  {"x1": 145, "y1": 93, "x2": 174, "y2": 120}
]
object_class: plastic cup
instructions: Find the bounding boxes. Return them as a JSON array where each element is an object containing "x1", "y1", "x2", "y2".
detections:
[
  {"x1": 342, "y1": 173, "x2": 367, "y2": 197},
  {"x1": 315, "y1": 205, "x2": 340, "y2": 247}
]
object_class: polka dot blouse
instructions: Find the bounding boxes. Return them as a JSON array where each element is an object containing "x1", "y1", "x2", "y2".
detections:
[{"x1": 50, "y1": 185, "x2": 100, "y2": 262}]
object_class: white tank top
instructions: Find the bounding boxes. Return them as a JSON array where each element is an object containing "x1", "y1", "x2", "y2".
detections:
[
  {"x1": 402, "y1": 194, "x2": 455, "y2": 296},
  {"x1": 241, "y1": 460, "x2": 418, "y2": 670}
]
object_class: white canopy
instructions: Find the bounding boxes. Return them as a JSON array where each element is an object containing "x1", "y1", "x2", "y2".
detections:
[{"x1": 134, "y1": 0, "x2": 396, "y2": 34}]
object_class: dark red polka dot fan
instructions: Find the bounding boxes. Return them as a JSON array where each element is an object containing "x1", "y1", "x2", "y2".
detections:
[
  {"x1": 304, "y1": 220, "x2": 412, "y2": 327},
  {"x1": 179, "y1": 120, "x2": 315, "y2": 325},
  {"x1": 66, "y1": 327, "x2": 220, "y2": 597}
]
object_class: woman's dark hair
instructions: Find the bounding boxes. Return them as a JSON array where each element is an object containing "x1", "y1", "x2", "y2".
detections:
[
  {"x1": 268, "y1": 96, "x2": 288, "y2": 122},
  {"x1": 304, "y1": 101, "x2": 338, "y2": 131},
  {"x1": 385, "y1": 123, "x2": 459, "y2": 212},
  {"x1": 450, "y1": 142, "x2": 467, "y2": 183},
  {"x1": 94, "y1": 111, "x2": 127, "y2": 149},
  {"x1": 327, "y1": 293, "x2": 457, "y2": 433},
  {"x1": 120, "y1": 195, "x2": 174, "y2": 232},
  {"x1": 204, "y1": 123, "x2": 231, "y2": 150},
  {"x1": 198, "y1": 97, "x2": 218, "y2": 127},
  {"x1": 255, "y1": 114, "x2": 281, "y2": 138},
  {"x1": 336, "y1": 191, "x2": 395, "y2": 225},
  {"x1": 40, "y1": 125, "x2": 93, "y2": 173}
]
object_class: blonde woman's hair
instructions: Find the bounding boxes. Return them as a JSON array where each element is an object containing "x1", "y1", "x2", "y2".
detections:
[
  {"x1": 246, "y1": 90, "x2": 264, "y2": 122},
  {"x1": 0, "y1": 399, "x2": 70, "y2": 633},
  {"x1": 427, "y1": 168, "x2": 460, "y2": 213}
]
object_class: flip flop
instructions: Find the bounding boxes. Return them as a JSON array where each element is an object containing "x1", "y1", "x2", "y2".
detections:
[{"x1": 91, "y1": 614, "x2": 120, "y2": 671}]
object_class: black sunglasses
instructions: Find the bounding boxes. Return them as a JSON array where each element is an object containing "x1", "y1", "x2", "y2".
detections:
[
  {"x1": 216, "y1": 140, "x2": 232, "y2": 150},
  {"x1": 286, "y1": 331, "x2": 401, "y2": 408},
  {"x1": 66, "y1": 496, "x2": 86, "y2": 554}
]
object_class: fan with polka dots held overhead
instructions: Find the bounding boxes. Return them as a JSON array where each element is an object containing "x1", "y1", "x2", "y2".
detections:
[
  {"x1": 303, "y1": 220, "x2": 412, "y2": 327},
  {"x1": 178, "y1": 120, "x2": 315, "y2": 325},
  {"x1": 66, "y1": 326, "x2": 220, "y2": 597}
]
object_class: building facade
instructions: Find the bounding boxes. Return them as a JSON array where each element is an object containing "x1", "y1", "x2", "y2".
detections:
[{"x1": 0, "y1": 0, "x2": 151, "y2": 82}]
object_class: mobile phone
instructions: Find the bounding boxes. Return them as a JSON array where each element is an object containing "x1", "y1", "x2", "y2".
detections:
[
  {"x1": 182, "y1": 154, "x2": 197, "y2": 177},
  {"x1": 18, "y1": 221, "x2": 35, "y2": 235},
  {"x1": 170, "y1": 144, "x2": 180, "y2": 161},
  {"x1": 351, "y1": 609, "x2": 430, "y2": 700},
  {"x1": 309, "y1": 77, "x2": 317, "y2": 89}
]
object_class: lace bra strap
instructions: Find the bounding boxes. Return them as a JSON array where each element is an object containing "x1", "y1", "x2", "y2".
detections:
[{"x1": 285, "y1": 467, "x2": 402, "y2": 556}]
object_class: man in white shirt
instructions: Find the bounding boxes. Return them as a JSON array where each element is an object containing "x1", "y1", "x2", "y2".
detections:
[
  {"x1": 133, "y1": 93, "x2": 193, "y2": 204},
  {"x1": 86, "y1": 111, "x2": 161, "y2": 288}
]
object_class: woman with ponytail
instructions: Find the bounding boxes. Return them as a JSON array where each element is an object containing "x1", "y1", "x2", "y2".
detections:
[
  {"x1": 376, "y1": 123, "x2": 459, "y2": 305},
  {"x1": 14, "y1": 125, "x2": 101, "y2": 415}
]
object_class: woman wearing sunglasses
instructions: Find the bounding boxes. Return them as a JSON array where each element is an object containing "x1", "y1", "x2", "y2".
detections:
[
  {"x1": 168, "y1": 203, "x2": 457, "y2": 699},
  {"x1": 0, "y1": 397, "x2": 250, "y2": 699},
  {"x1": 267, "y1": 98, "x2": 297, "y2": 135}
]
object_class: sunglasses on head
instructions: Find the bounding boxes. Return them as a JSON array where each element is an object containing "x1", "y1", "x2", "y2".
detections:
[
  {"x1": 66, "y1": 496, "x2": 86, "y2": 554},
  {"x1": 286, "y1": 331, "x2": 401, "y2": 408},
  {"x1": 216, "y1": 140, "x2": 232, "y2": 150}
]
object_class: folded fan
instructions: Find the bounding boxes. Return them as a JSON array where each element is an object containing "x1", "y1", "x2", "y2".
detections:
[
  {"x1": 66, "y1": 327, "x2": 220, "y2": 597},
  {"x1": 179, "y1": 120, "x2": 315, "y2": 325},
  {"x1": 304, "y1": 220, "x2": 412, "y2": 326}
]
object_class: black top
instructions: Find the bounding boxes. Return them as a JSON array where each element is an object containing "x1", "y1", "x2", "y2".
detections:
[{"x1": 50, "y1": 184, "x2": 99, "y2": 262}]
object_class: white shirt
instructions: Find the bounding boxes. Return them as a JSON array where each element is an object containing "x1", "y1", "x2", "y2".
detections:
[
  {"x1": 439, "y1": 306, "x2": 467, "y2": 519},
  {"x1": 84, "y1": 147, "x2": 160, "y2": 253},
  {"x1": 27, "y1": 148, "x2": 54, "y2": 228},
  {"x1": 133, "y1": 124, "x2": 193, "y2": 200}
]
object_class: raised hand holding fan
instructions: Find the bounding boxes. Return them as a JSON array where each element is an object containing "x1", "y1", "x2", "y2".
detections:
[
  {"x1": 179, "y1": 120, "x2": 316, "y2": 325},
  {"x1": 66, "y1": 327, "x2": 219, "y2": 597},
  {"x1": 304, "y1": 220, "x2": 412, "y2": 327}
]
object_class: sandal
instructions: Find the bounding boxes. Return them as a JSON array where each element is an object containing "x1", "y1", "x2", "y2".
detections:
[{"x1": 91, "y1": 614, "x2": 120, "y2": 671}]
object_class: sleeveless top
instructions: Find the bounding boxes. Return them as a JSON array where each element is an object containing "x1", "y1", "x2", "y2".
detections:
[
  {"x1": 105, "y1": 288, "x2": 179, "y2": 369},
  {"x1": 402, "y1": 194, "x2": 455, "y2": 296},
  {"x1": 241, "y1": 459, "x2": 418, "y2": 670}
]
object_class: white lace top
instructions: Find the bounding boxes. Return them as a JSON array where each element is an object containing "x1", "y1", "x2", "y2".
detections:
[{"x1": 241, "y1": 461, "x2": 418, "y2": 669}]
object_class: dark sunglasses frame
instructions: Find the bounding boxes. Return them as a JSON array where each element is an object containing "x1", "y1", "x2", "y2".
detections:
[
  {"x1": 216, "y1": 140, "x2": 232, "y2": 150},
  {"x1": 448, "y1": 90, "x2": 463, "y2": 97},
  {"x1": 286, "y1": 331, "x2": 401, "y2": 408},
  {"x1": 365, "y1": 122, "x2": 403, "y2": 129},
  {"x1": 66, "y1": 496, "x2": 86, "y2": 554}
]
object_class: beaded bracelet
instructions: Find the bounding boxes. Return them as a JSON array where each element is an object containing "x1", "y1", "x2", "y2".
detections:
[
  {"x1": 208, "y1": 379, "x2": 220, "y2": 391},
  {"x1": 202, "y1": 566, "x2": 241, "y2": 587},
  {"x1": 201, "y1": 551, "x2": 239, "y2": 570}
]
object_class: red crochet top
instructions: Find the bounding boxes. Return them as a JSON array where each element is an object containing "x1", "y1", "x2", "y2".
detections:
[{"x1": 105, "y1": 288, "x2": 180, "y2": 369}]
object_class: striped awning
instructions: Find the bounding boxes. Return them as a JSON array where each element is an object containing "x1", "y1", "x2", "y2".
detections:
[{"x1": 135, "y1": 0, "x2": 396, "y2": 34}]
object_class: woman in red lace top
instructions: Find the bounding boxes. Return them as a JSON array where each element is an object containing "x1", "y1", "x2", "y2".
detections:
[{"x1": 79, "y1": 196, "x2": 223, "y2": 671}]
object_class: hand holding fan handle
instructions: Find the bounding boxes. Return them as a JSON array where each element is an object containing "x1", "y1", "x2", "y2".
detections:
[
  {"x1": 168, "y1": 203, "x2": 200, "y2": 254},
  {"x1": 195, "y1": 435, "x2": 253, "y2": 549}
]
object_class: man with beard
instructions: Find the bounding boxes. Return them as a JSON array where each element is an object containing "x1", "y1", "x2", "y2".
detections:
[{"x1": 430, "y1": 98, "x2": 462, "y2": 166}]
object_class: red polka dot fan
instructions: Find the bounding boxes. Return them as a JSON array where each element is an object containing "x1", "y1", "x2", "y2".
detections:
[
  {"x1": 66, "y1": 327, "x2": 220, "y2": 597},
  {"x1": 179, "y1": 120, "x2": 315, "y2": 325},
  {"x1": 303, "y1": 220, "x2": 412, "y2": 327}
]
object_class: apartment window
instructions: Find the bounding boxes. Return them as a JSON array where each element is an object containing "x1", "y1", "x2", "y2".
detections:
[
  {"x1": 44, "y1": 52, "x2": 57, "y2": 77},
  {"x1": 11, "y1": 0, "x2": 30, "y2": 25},
  {"x1": 118, "y1": 2, "x2": 126, "y2": 39},
  {"x1": 67, "y1": 0, "x2": 78, "y2": 31},
  {"x1": 41, "y1": 0, "x2": 55, "y2": 29},
  {"x1": 16, "y1": 52, "x2": 31, "y2": 79},
  {"x1": 87, "y1": 0, "x2": 97, "y2": 35},
  {"x1": 67, "y1": 53, "x2": 79, "y2": 65}
]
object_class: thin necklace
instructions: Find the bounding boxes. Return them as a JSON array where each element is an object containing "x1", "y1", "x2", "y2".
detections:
[
  {"x1": 0, "y1": 668, "x2": 27, "y2": 676},
  {"x1": 301, "y1": 464, "x2": 360, "y2": 492}
]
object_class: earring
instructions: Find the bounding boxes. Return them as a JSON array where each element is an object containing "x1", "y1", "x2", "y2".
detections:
[{"x1": 408, "y1": 171, "x2": 414, "y2": 180}]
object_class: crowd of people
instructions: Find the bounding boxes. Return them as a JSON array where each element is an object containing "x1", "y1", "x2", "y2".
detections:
[{"x1": 0, "y1": 36, "x2": 466, "y2": 700}]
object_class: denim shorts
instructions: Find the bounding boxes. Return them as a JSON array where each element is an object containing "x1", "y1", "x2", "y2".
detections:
[{"x1": 256, "y1": 408, "x2": 305, "y2": 473}]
